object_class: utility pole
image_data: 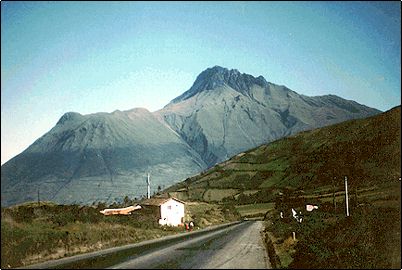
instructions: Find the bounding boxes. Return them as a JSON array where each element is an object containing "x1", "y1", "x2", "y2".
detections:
[
  {"x1": 345, "y1": 176, "x2": 349, "y2": 217},
  {"x1": 147, "y1": 173, "x2": 150, "y2": 199},
  {"x1": 38, "y1": 188, "x2": 40, "y2": 206},
  {"x1": 332, "y1": 176, "x2": 337, "y2": 212}
]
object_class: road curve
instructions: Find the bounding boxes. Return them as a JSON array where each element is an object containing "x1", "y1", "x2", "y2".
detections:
[{"x1": 110, "y1": 221, "x2": 270, "y2": 269}]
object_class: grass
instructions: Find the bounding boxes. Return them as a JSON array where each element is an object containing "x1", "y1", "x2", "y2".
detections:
[
  {"x1": 202, "y1": 189, "x2": 239, "y2": 202},
  {"x1": 266, "y1": 231, "x2": 296, "y2": 268},
  {"x1": 185, "y1": 201, "x2": 240, "y2": 227},
  {"x1": 259, "y1": 171, "x2": 286, "y2": 188},
  {"x1": 234, "y1": 202, "x2": 275, "y2": 218}
]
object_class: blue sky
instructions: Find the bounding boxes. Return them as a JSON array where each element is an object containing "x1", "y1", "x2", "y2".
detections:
[{"x1": 1, "y1": 1, "x2": 401, "y2": 164}]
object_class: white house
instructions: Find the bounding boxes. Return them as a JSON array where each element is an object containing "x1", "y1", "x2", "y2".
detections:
[{"x1": 142, "y1": 197, "x2": 185, "y2": 226}]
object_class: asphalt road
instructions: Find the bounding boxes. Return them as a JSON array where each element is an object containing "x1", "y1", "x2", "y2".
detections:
[
  {"x1": 109, "y1": 220, "x2": 270, "y2": 269},
  {"x1": 22, "y1": 220, "x2": 270, "y2": 269}
]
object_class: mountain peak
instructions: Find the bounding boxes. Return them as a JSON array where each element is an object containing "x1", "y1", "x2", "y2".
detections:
[
  {"x1": 56, "y1": 112, "x2": 83, "y2": 125},
  {"x1": 206, "y1": 65, "x2": 240, "y2": 76},
  {"x1": 170, "y1": 66, "x2": 268, "y2": 104}
]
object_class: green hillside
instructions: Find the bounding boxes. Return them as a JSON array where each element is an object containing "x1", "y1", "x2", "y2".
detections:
[
  {"x1": 165, "y1": 106, "x2": 400, "y2": 268},
  {"x1": 165, "y1": 105, "x2": 400, "y2": 204}
]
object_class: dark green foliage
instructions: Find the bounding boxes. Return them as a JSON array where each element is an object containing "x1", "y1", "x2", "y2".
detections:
[
  {"x1": 2, "y1": 203, "x2": 106, "y2": 225},
  {"x1": 287, "y1": 206, "x2": 401, "y2": 269},
  {"x1": 262, "y1": 229, "x2": 281, "y2": 269},
  {"x1": 230, "y1": 189, "x2": 278, "y2": 205},
  {"x1": 275, "y1": 189, "x2": 306, "y2": 213},
  {"x1": 232, "y1": 174, "x2": 251, "y2": 189},
  {"x1": 220, "y1": 204, "x2": 241, "y2": 220},
  {"x1": 250, "y1": 171, "x2": 274, "y2": 186}
]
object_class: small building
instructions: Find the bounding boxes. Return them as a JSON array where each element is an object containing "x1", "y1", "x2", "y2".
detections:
[{"x1": 141, "y1": 197, "x2": 185, "y2": 226}]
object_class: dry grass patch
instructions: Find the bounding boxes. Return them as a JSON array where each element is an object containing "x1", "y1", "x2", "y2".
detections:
[{"x1": 235, "y1": 202, "x2": 275, "y2": 218}]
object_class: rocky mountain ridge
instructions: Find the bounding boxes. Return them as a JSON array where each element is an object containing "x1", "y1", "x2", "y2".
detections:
[
  {"x1": 1, "y1": 66, "x2": 381, "y2": 206},
  {"x1": 158, "y1": 66, "x2": 380, "y2": 166}
]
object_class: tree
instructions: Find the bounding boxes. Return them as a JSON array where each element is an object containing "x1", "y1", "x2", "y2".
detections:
[
  {"x1": 156, "y1": 185, "x2": 162, "y2": 195},
  {"x1": 123, "y1": 195, "x2": 131, "y2": 206}
]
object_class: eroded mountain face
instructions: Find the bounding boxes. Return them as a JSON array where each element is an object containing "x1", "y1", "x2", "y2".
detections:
[
  {"x1": 1, "y1": 108, "x2": 207, "y2": 206},
  {"x1": 1, "y1": 66, "x2": 381, "y2": 206}
]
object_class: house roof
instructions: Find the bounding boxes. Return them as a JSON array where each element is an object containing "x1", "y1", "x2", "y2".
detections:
[{"x1": 141, "y1": 197, "x2": 185, "y2": 206}]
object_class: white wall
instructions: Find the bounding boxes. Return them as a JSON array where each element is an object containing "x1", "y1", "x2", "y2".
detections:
[{"x1": 158, "y1": 199, "x2": 184, "y2": 226}]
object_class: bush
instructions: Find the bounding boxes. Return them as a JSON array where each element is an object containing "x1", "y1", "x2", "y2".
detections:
[{"x1": 289, "y1": 206, "x2": 401, "y2": 269}]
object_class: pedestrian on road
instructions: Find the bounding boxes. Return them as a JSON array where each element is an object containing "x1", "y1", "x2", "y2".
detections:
[{"x1": 189, "y1": 221, "x2": 194, "y2": 231}]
